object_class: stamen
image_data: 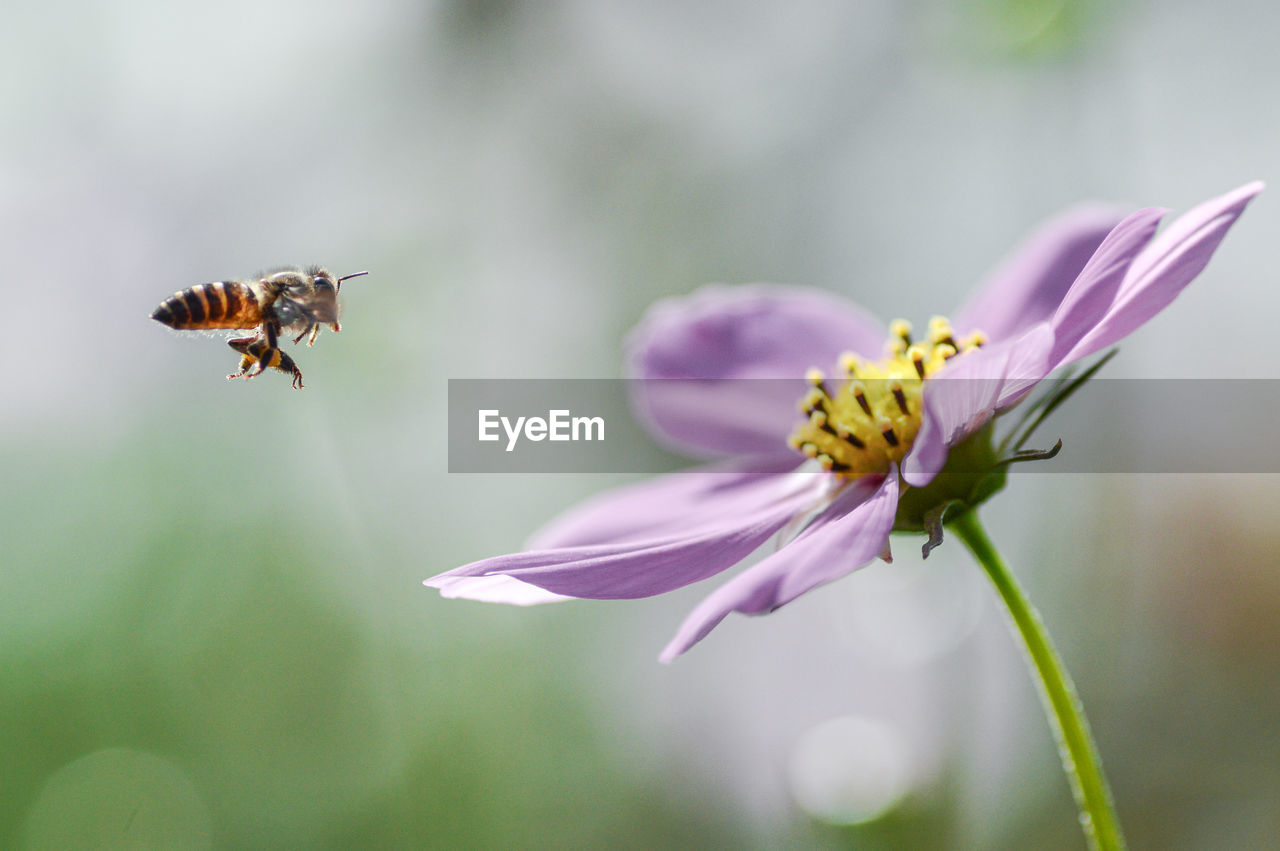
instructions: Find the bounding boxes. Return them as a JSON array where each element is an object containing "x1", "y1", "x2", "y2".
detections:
[
  {"x1": 786, "y1": 315, "x2": 987, "y2": 479},
  {"x1": 805, "y1": 368, "x2": 831, "y2": 398},
  {"x1": 927, "y1": 316, "x2": 953, "y2": 345},
  {"x1": 821, "y1": 456, "x2": 850, "y2": 473},
  {"x1": 908, "y1": 345, "x2": 927, "y2": 378},
  {"x1": 890, "y1": 380, "x2": 909, "y2": 414},
  {"x1": 811, "y1": 411, "x2": 842, "y2": 439},
  {"x1": 878, "y1": 416, "x2": 899, "y2": 447},
  {"x1": 890, "y1": 319, "x2": 913, "y2": 346},
  {"x1": 851, "y1": 381, "x2": 873, "y2": 417},
  {"x1": 798, "y1": 388, "x2": 829, "y2": 414}
]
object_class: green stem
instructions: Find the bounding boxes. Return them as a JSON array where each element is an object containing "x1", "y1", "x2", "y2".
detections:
[{"x1": 950, "y1": 509, "x2": 1126, "y2": 851}]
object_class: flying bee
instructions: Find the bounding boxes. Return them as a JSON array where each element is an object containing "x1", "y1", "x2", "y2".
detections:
[{"x1": 151, "y1": 266, "x2": 368, "y2": 389}]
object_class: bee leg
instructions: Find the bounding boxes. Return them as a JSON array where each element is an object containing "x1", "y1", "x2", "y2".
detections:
[
  {"x1": 264, "y1": 319, "x2": 281, "y2": 349},
  {"x1": 229, "y1": 337, "x2": 304, "y2": 388},
  {"x1": 262, "y1": 321, "x2": 303, "y2": 387},
  {"x1": 226, "y1": 335, "x2": 264, "y2": 381},
  {"x1": 291, "y1": 322, "x2": 325, "y2": 347},
  {"x1": 228, "y1": 354, "x2": 257, "y2": 380},
  {"x1": 226, "y1": 324, "x2": 304, "y2": 388},
  {"x1": 275, "y1": 349, "x2": 305, "y2": 389}
]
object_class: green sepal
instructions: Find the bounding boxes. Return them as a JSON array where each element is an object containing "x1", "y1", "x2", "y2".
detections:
[
  {"x1": 994, "y1": 438, "x2": 1062, "y2": 467},
  {"x1": 892, "y1": 419, "x2": 1007, "y2": 534},
  {"x1": 1002, "y1": 348, "x2": 1117, "y2": 455},
  {"x1": 921, "y1": 499, "x2": 966, "y2": 559}
]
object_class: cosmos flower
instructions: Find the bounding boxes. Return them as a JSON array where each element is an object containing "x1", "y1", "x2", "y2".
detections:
[{"x1": 428, "y1": 182, "x2": 1262, "y2": 661}]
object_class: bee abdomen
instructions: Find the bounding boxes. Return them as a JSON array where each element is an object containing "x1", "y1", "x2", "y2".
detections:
[{"x1": 151, "y1": 282, "x2": 260, "y2": 330}]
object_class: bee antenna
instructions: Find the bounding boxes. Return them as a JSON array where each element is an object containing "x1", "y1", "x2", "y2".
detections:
[{"x1": 336, "y1": 270, "x2": 369, "y2": 292}]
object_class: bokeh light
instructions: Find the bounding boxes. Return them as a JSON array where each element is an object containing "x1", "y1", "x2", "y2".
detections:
[{"x1": 788, "y1": 715, "x2": 913, "y2": 826}]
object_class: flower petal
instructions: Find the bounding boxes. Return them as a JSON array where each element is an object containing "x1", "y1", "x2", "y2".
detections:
[
  {"x1": 627, "y1": 284, "x2": 887, "y2": 457},
  {"x1": 954, "y1": 204, "x2": 1131, "y2": 341},
  {"x1": 659, "y1": 471, "x2": 898, "y2": 661},
  {"x1": 527, "y1": 454, "x2": 804, "y2": 549},
  {"x1": 901, "y1": 324, "x2": 1055, "y2": 487},
  {"x1": 1046, "y1": 207, "x2": 1168, "y2": 366},
  {"x1": 1054, "y1": 181, "x2": 1264, "y2": 368},
  {"x1": 425, "y1": 468, "x2": 825, "y2": 601},
  {"x1": 431, "y1": 574, "x2": 574, "y2": 606},
  {"x1": 905, "y1": 183, "x2": 1263, "y2": 487}
]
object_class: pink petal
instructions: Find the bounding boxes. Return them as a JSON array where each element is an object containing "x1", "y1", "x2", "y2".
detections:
[
  {"x1": 1054, "y1": 181, "x2": 1264, "y2": 368},
  {"x1": 1046, "y1": 207, "x2": 1167, "y2": 366},
  {"x1": 627, "y1": 378, "x2": 812, "y2": 459},
  {"x1": 527, "y1": 453, "x2": 805, "y2": 549},
  {"x1": 627, "y1": 284, "x2": 887, "y2": 457},
  {"x1": 660, "y1": 472, "x2": 898, "y2": 661},
  {"x1": 954, "y1": 204, "x2": 1131, "y2": 341},
  {"x1": 431, "y1": 574, "x2": 574, "y2": 606},
  {"x1": 901, "y1": 324, "x2": 1055, "y2": 488},
  {"x1": 425, "y1": 469, "x2": 825, "y2": 601}
]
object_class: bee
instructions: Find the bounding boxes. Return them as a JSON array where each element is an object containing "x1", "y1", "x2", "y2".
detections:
[{"x1": 151, "y1": 266, "x2": 368, "y2": 389}]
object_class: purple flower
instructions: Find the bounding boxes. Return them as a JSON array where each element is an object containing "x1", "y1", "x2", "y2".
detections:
[{"x1": 428, "y1": 182, "x2": 1262, "y2": 661}]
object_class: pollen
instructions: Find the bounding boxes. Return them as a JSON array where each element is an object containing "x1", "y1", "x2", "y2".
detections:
[{"x1": 787, "y1": 316, "x2": 981, "y2": 478}]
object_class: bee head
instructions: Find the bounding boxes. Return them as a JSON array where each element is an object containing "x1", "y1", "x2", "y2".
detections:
[
  {"x1": 307, "y1": 268, "x2": 337, "y2": 295},
  {"x1": 292, "y1": 267, "x2": 368, "y2": 293},
  {"x1": 269, "y1": 267, "x2": 367, "y2": 333}
]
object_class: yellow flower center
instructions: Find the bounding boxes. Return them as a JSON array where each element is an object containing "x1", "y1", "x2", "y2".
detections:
[{"x1": 787, "y1": 316, "x2": 986, "y2": 477}]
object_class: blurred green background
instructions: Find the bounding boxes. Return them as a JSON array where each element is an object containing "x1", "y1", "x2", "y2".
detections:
[{"x1": 3, "y1": 1, "x2": 1278, "y2": 848}]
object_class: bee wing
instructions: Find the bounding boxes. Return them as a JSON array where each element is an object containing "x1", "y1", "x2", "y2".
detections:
[
  {"x1": 272, "y1": 295, "x2": 313, "y2": 331},
  {"x1": 275, "y1": 290, "x2": 340, "y2": 339}
]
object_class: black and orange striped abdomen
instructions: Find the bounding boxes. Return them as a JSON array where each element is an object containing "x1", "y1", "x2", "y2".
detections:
[{"x1": 151, "y1": 281, "x2": 264, "y2": 330}]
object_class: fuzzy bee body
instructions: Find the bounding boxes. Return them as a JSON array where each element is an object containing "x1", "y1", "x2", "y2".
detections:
[{"x1": 151, "y1": 266, "x2": 367, "y2": 389}]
